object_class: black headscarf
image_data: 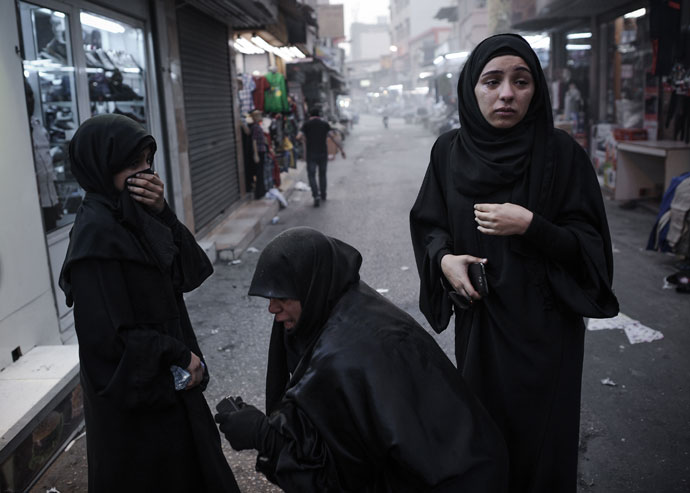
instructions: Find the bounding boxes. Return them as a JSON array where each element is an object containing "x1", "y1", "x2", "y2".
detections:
[
  {"x1": 248, "y1": 227, "x2": 362, "y2": 413},
  {"x1": 453, "y1": 33, "x2": 554, "y2": 211},
  {"x1": 59, "y1": 114, "x2": 177, "y2": 306}
]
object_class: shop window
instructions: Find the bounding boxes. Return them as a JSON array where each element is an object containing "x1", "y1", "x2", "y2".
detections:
[
  {"x1": 20, "y1": 3, "x2": 80, "y2": 232},
  {"x1": 80, "y1": 11, "x2": 148, "y2": 125}
]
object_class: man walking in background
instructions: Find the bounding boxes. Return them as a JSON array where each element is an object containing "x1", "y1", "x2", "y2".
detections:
[{"x1": 297, "y1": 107, "x2": 346, "y2": 207}]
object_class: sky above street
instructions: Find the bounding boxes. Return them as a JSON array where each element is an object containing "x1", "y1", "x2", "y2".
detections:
[{"x1": 330, "y1": 0, "x2": 390, "y2": 36}]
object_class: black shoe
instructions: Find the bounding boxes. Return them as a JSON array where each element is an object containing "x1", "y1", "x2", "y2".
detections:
[
  {"x1": 321, "y1": 194, "x2": 327, "y2": 201},
  {"x1": 313, "y1": 197, "x2": 320, "y2": 207}
]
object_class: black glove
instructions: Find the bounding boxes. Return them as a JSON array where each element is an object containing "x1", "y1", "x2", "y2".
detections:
[{"x1": 215, "y1": 403, "x2": 268, "y2": 451}]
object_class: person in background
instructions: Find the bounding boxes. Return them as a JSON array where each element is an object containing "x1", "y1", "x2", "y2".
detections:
[
  {"x1": 410, "y1": 34, "x2": 619, "y2": 493},
  {"x1": 214, "y1": 227, "x2": 508, "y2": 493},
  {"x1": 249, "y1": 109, "x2": 267, "y2": 199},
  {"x1": 59, "y1": 114, "x2": 240, "y2": 493},
  {"x1": 296, "y1": 107, "x2": 346, "y2": 207}
]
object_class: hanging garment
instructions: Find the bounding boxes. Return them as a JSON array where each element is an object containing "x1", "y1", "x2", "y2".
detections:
[
  {"x1": 238, "y1": 73, "x2": 255, "y2": 115},
  {"x1": 252, "y1": 76, "x2": 270, "y2": 112},
  {"x1": 264, "y1": 72, "x2": 289, "y2": 113}
]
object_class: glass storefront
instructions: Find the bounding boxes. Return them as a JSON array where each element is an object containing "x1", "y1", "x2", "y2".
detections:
[
  {"x1": 19, "y1": 2, "x2": 150, "y2": 233},
  {"x1": 20, "y1": 4, "x2": 80, "y2": 231}
]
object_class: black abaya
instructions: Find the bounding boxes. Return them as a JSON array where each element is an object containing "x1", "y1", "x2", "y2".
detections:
[
  {"x1": 410, "y1": 35, "x2": 619, "y2": 493},
  {"x1": 247, "y1": 227, "x2": 509, "y2": 492},
  {"x1": 59, "y1": 115, "x2": 239, "y2": 492}
]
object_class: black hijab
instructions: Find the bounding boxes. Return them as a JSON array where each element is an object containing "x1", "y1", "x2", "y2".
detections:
[
  {"x1": 59, "y1": 114, "x2": 176, "y2": 306},
  {"x1": 453, "y1": 33, "x2": 554, "y2": 211},
  {"x1": 248, "y1": 227, "x2": 362, "y2": 413}
]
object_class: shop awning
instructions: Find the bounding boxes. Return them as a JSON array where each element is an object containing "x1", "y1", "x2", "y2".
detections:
[
  {"x1": 183, "y1": 0, "x2": 278, "y2": 30},
  {"x1": 511, "y1": 0, "x2": 645, "y2": 32}
]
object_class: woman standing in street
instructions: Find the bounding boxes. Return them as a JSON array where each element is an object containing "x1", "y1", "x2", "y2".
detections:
[
  {"x1": 59, "y1": 114, "x2": 239, "y2": 492},
  {"x1": 410, "y1": 34, "x2": 619, "y2": 492}
]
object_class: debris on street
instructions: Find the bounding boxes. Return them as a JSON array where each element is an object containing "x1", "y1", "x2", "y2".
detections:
[
  {"x1": 587, "y1": 313, "x2": 664, "y2": 344},
  {"x1": 600, "y1": 377, "x2": 617, "y2": 387}
]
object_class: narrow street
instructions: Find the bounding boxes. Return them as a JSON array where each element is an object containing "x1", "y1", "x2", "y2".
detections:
[{"x1": 31, "y1": 115, "x2": 690, "y2": 492}]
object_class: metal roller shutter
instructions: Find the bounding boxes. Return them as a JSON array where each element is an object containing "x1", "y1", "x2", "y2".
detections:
[{"x1": 177, "y1": 6, "x2": 239, "y2": 230}]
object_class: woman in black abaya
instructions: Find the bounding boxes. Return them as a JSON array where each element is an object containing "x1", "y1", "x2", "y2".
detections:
[
  {"x1": 59, "y1": 114, "x2": 239, "y2": 492},
  {"x1": 214, "y1": 227, "x2": 509, "y2": 492},
  {"x1": 410, "y1": 34, "x2": 619, "y2": 492}
]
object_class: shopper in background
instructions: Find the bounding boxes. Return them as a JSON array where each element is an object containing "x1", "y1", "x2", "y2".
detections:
[
  {"x1": 410, "y1": 34, "x2": 619, "y2": 493},
  {"x1": 249, "y1": 109, "x2": 268, "y2": 199},
  {"x1": 297, "y1": 107, "x2": 346, "y2": 207},
  {"x1": 215, "y1": 227, "x2": 508, "y2": 493},
  {"x1": 59, "y1": 114, "x2": 240, "y2": 493}
]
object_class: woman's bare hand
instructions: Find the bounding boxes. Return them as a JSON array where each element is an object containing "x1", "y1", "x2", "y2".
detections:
[
  {"x1": 127, "y1": 172, "x2": 165, "y2": 213},
  {"x1": 441, "y1": 254, "x2": 487, "y2": 300},
  {"x1": 185, "y1": 352, "x2": 204, "y2": 390},
  {"x1": 474, "y1": 202, "x2": 533, "y2": 236}
]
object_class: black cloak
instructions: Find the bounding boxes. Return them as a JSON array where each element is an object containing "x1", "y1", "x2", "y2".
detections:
[
  {"x1": 410, "y1": 35, "x2": 619, "y2": 493},
  {"x1": 59, "y1": 114, "x2": 239, "y2": 492},
  {"x1": 248, "y1": 227, "x2": 509, "y2": 492}
]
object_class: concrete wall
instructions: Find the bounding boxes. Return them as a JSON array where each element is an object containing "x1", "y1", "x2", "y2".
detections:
[{"x1": 0, "y1": 2, "x2": 61, "y2": 370}]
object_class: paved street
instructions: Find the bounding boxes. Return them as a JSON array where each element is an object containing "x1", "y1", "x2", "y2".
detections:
[{"x1": 31, "y1": 115, "x2": 690, "y2": 492}]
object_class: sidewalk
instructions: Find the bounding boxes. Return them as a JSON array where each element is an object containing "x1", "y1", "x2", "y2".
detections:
[{"x1": 198, "y1": 160, "x2": 307, "y2": 262}]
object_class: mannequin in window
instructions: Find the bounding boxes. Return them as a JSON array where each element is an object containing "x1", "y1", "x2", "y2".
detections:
[
  {"x1": 25, "y1": 81, "x2": 61, "y2": 231},
  {"x1": 40, "y1": 14, "x2": 68, "y2": 65}
]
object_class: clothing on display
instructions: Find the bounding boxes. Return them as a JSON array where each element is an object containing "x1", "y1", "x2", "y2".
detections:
[
  {"x1": 238, "y1": 73, "x2": 255, "y2": 115},
  {"x1": 264, "y1": 71, "x2": 289, "y2": 113},
  {"x1": 252, "y1": 75, "x2": 270, "y2": 112}
]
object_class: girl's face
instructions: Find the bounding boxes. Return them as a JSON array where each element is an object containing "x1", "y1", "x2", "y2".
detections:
[
  {"x1": 112, "y1": 147, "x2": 153, "y2": 191},
  {"x1": 474, "y1": 55, "x2": 535, "y2": 129}
]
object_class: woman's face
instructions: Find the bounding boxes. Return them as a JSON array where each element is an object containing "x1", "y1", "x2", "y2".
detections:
[
  {"x1": 474, "y1": 55, "x2": 535, "y2": 129},
  {"x1": 268, "y1": 298, "x2": 302, "y2": 330},
  {"x1": 112, "y1": 147, "x2": 153, "y2": 191}
]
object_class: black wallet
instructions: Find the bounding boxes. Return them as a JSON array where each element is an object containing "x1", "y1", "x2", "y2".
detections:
[{"x1": 448, "y1": 263, "x2": 489, "y2": 310}]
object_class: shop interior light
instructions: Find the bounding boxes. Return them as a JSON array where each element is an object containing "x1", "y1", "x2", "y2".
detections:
[
  {"x1": 567, "y1": 32, "x2": 591, "y2": 39},
  {"x1": 566, "y1": 44, "x2": 591, "y2": 50},
  {"x1": 446, "y1": 73, "x2": 453, "y2": 78},
  {"x1": 389, "y1": 45, "x2": 398, "y2": 52},
  {"x1": 418, "y1": 71, "x2": 434, "y2": 79},
  {"x1": 251, "y1": 36, "x2": 277, "y2": 53},
  {"x1": 624, "y1": 8, "x2": 646, "y2": 19},
  {"x1": 523, "y1": 34, "x2": 550, "y2": 50},
  {"x1": 433, "y1": 55, "x2": 445, "y2": 65},
  {"x1": 234, "y1": 37, "x2": 264, "y2": 55},
  {"x1": 80, "y1": 12, "x2": 125, "y2": 33},
  {"x1": 288, "y1": 47, "x2": 306, "y2": 58}
]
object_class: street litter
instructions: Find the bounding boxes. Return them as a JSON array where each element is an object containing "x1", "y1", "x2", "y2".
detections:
[
  {"x1": 400, "y1": 266, "x2": 410, "y2": 271},
  {"x1": 211, "y1": 329, "x2": 219, "y2": 335},
  {"x1": 271, "y1": 216, "x2": 280, "y2": 224},
  {"x1": 267, "y1": 187, "x2": 288, "y2": 208},
  {"x1": 64, "y1": 431, "x2": 86, "y2": 452},
  {"x1": 600, "y1": 377, "x2": 617, "y2": 386},
  {"x1": 246, "y1": 247, "x2": 260, "y2": 253},
  {"x1": 229, "y1": 259, "x2": 242, "y2": 265},
  {"x1": 294, "y1": 181, "x2": 311, "y2": 191},
  {"x1": 46, "y1": 488, "x2": 60, "y2": 493},
  {"x1": 376, "y1": 288, "x2": 389, "y2": 294},
  {"x1": 587, "y1": 313, "x2": 664, "y2": 344}
]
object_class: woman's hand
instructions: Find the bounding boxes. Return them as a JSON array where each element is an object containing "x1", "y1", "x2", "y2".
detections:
[
  {"x1": 474, "y1": 202, "x2": 533, "y2": 236},
  {"x1": 127, "y1": 172, "x2": 165, "y2": 213},
  {"x1": 441, "y1": 254, "x2": 487, "y2": 300},
  {"x1": 185, "y1": 352, "x2": 204, "y2": 389}
]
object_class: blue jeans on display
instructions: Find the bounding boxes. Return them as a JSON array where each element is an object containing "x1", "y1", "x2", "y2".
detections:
[{"x1": 307, "y1": 155, "x2": 328, "y2": 199}]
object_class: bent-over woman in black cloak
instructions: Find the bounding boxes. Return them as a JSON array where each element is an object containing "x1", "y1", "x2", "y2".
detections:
[
  {"x1": 214, "y1": 227, "x2": 509, "y2": 492},
  {"x1": 59, "y1": 114, "x2": 239, "y2": 492},
  {"x1": 409, "y1": 34, "x2": 619, "y2": 492}
]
